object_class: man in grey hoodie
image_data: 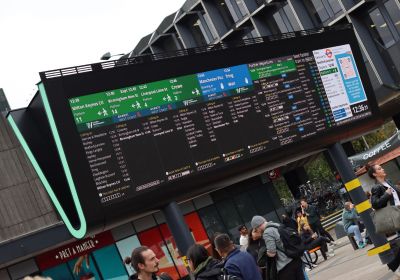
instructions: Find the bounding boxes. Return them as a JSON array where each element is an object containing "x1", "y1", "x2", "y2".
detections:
[{"x1": 251, "y1": 215, "x2": 305, "y2": 280}]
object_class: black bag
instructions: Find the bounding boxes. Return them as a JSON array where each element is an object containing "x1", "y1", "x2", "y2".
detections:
[{"x1": 267, "y1": 224, "x2": 305, "y2": 259}]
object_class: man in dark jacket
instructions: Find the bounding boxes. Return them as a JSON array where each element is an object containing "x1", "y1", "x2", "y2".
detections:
[
  {"x1": 214, "y1": 233, "x2": 262, "y2": 280},
  {"x1": 301, "y1": 199, "x2": 335, "y2": 243}
]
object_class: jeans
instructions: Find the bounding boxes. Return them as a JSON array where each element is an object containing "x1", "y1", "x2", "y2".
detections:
[{"x1": 347, "y1": 225, "x2": 362, "y2": 243}]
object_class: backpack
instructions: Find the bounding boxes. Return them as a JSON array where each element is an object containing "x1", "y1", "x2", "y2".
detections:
[{"x1": 266, "y1": 223, "x2": 305, "y2": 259}]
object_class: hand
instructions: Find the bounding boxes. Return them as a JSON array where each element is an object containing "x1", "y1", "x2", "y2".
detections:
[
  {"x1": 312, "y1": 233, "x2": 318, "y2": 239},
  {"x1": 386, "y1": 188, "x2": 393, "y2": 195}
]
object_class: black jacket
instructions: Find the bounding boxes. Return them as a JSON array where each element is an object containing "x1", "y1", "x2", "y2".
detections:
[
  {"x1": 194, "y1": 258, "x2": 224, "y2": 280},
  {"x1": 129, "y1": 273, "x2": 172, "y2": 280},
  {"x1": 371, "y1": 181, "x2": 400, "y2": 210},
  {"x1": 300, "y1": 230, "x2": 314, "y2": 245}
]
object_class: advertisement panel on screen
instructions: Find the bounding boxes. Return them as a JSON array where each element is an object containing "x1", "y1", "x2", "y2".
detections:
[{"x1": 7, "y1": 26, "x2": 381, "y2": 238}]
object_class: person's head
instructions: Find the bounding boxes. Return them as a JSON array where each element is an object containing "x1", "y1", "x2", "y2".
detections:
[
  {"x1": 296, "y1": 211, "x2": 302, "y2": 218},
  {"x1": 300, "y1": 198, "x2": 308, "y2": 208},
  {"x1": 238, "y1": 225, "x2": 248, "y2": 236},
  {"x1": 251, "y1": 228, "x2": 262, "y2": 240},
  {"x1": 125, "y1": 246, "x2": 159, "y2": 275},
  {"x1": 214, "y1": 234, "x2": 235, "y2": 258},
  {"x1": 368, "y1": 164, "x2": 386, "y2": 181},
  {"x1": 186, "y1": 244, "x2": 209, "y2": 271},
  {"x1": 344, "y1": 201, "x2": 352, "y2": 210},
  {"x1": 251, "y1": 215, "x2": 267, "y2": 234}
]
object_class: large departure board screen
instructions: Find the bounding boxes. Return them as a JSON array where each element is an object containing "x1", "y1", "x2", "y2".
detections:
[{"x1": 67, "y1": 43, "x2": 371, "y2": 205}]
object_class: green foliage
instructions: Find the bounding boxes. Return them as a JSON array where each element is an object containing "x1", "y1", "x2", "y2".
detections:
[
  {"x1": 272, "y1": 177, "x2": 293, "y2": 206},
  {"x1": 352, "y1": 121, "x2": 397, "y2": 153},
  {"x1": 305, "y1": 154, "x2": 335, "y2": 184}
]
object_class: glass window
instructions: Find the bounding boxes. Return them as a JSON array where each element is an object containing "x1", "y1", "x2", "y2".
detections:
[
  {"x1": 248, "y1": 184, "x2": 279, "y2": 222},
  {"x1": 236, "y1": 0, "x2": 248, "y2": 16},
  {"x1": 92, "y1": 245, "x2": 127, "y2": 280},
  {"x1": 369, "y1": 8, "x2": 396, "y2": 47},
  {"x1": 283, "y1": 5, "x2": 301, "y2": 31},
  {"x1": 233, "y1": 192, "x2": 258, "y2": 223},
  {"x1": 197, "y1": 205, "x2": 228, "y2": 238},
  {"x1": 116, "y1": 235, "x2": 141, "y2": 276},
  {"x1": 42, "y1": 264, "x2": 72, "y2": 280},
  {"x1": 193, "y1": 194, "x2": 213, "y2": 209},
  {"x1": 67, "y1": 255, "x2": 101, "y2": 280},
  {"x1": 273, "y1": 11, "x2": 294, "y2": 33},
  {"x1": 385, "y1": 0, "x2": 400, "y2": 34},
  {"x1": 328, "y1": 0, "x2": 342, "y2": 14},
  {"x1": 138, "y1": 227, "x2": 180, "y2": 280},
  {"x1": 311, "y1": 0, "x2": 330, "y2": 22},
  {"x1": 213, "y1": 0, "x2": 235, "y2": 28},
  {"x1": 215, "y1": 199, "x2": 243, "y2": 236}
]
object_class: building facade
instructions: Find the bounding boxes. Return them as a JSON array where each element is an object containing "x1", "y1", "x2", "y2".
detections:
[{"x1": 1, "y1": 0, "x2": 400, "y2": 279}]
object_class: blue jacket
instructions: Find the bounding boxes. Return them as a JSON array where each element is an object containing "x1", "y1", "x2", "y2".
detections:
[{"x1": 224, "y1": 248, "x2": 262, "y2": 280}]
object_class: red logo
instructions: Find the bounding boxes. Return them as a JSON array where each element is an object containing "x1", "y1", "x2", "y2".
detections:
[{"x1": 325, "y1": 49, "x2": 333, "y2": 58}]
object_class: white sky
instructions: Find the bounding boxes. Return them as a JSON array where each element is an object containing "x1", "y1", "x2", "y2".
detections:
[{"x1": 0, "y1": 0, "x2": 184, "y2": 109}]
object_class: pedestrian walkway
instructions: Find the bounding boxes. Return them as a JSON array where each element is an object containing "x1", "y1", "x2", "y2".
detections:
[{"x1": 308, "y1": 237, "x2": 399, "y2": 280}]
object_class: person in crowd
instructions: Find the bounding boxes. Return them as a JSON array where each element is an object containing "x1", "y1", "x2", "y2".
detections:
[
  {"x1": 282, "y1": 213, "x2": 297, "y2": 230},
  {"x1": 238, "y1": 224, "x2": 249, "y2": 250},
  {"x1": 300, "y1": 199, "x2": 335, "y2": 243},
  {"x1": 214, "y1": 233, "x2": 262, "y2": 280},
  {"x1": 246, "y1": 228, "x2": 267, "y2": 278},
  {"x1": 186, "y1": 244, "x2": 223, "y2": 280},
  {"x1": 342, "y1": 202, "x2": 366, "y2": 249},
  {"x1": 251, "y1": 215, "x2": 305, "y2": 280},
  {"x1": 369, "y1": 164, "x2": 400, "y2": 209},
  {"x1": 368, "y1": 164, "x2": 400, "y2": 278},
  {"x1": 125, "y1": 246, "x2": 172, "y2": 280},
  {"x1": 300, "y1": 224, "x2": 332, "y2": 260},
  {"x1": 296, "y1": 210, "x2": 309, "y2": 234}
]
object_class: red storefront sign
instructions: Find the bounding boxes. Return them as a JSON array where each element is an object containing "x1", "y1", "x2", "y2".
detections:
[{"x1": 36, "y1": 231, "x2": 114, "y2": 270}]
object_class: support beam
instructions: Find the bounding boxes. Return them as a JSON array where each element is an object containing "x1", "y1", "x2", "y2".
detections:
[{"x1": 162, "y1": 201, "x2": 195, "y2": 264}]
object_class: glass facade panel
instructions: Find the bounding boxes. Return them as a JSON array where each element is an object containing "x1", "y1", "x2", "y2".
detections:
[
  {"x1": 283, "y1": 5, "x2": 301, "y2": 31},
  {"x1": 197, "y1": 205, "x2": 228, "y2": 238},
  {"x1": 213, "y1": 0, "x2": 235, "y2": 28},
  {"x1": 385, "y1": 0, "x2": 400, "y2": 34},
  {"x1": 92, "y1": 245, "x2": 127, "y2": 280},
  {"x1": 138, "y1": 227, "x2": 180, "y2": 280},
  {"x1": 233, "y1": 192, "x2": 258, "y2": 223},
  {"x1": 248, "y1": 184, "x2": 280, "y2": 222},
  {"x1": 67, "y1": 255, "x2": 101, "y2": 280},
  {"x1": 312, "y1": 0, "x2": 330, "y2": 22},
  {"x1": 369, "y1": 8, "x2": 396, "y2": 47},
  {"x1": 328, "y1": 0, "x2": 342, "y2": 14},
  {"x1": 42, "y1": 264, "x2": 72, "y2": 280},
  {"x1": 116, "y1": 235, "x2": 141, "y2": 275},
  {"x1": 215, "y1": 199, "x2": 243, "y2": 236}
]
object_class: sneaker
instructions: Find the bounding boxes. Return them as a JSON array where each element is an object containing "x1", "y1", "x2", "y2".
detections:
[
  {"x1": 312, "y1": 264, "x2": 318, "y2": 268},
  {"x1": 328, "y1": 253, "x2": 335, "y2": 257},
  {"x1": 330, "y1": 241, "x2": 337, "y2": 246},
  {"x1": 305, "y1": 267, "x2": 311, "y2": 272},
  {"x1": 358, "y1": 241, "x2": 366, "y2": 249}
]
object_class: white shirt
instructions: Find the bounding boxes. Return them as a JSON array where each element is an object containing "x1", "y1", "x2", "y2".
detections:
[
  {"x1": 239, "y1": 235, "x2": 248, "y2": 249},
  {"x1": 382, "y1": 181, "x2": 400, "y2": 206}
]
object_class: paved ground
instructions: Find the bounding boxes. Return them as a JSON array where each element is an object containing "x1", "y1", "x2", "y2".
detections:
[{"x1": 308, "y1": 237, "x2": 399, "y2": 280}]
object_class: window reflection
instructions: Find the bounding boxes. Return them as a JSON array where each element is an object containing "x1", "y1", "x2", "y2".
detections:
[
  {"x1": 385, "y1": 0, "x2": 400, "y2": 34},
  {"x1": 369, "y1": 8, "x2": 395, "y2": 48}
]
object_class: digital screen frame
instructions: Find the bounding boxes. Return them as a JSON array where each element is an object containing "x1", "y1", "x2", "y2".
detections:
[{"x1": 7, "y1": 25, "x2": 381, "y2": 238}]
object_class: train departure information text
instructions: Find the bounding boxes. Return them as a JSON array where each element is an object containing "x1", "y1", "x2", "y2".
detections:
[{"x1": 69, "y1": 44, "x2": 371, "y2": 205}]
